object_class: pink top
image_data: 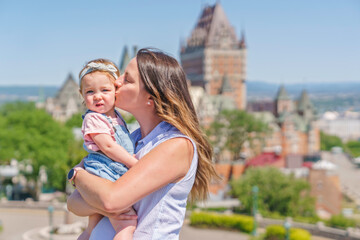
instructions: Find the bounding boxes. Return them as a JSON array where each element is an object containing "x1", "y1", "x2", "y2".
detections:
[{"x1": 82, "y1": 112, "x2": 124, "y2": 151}]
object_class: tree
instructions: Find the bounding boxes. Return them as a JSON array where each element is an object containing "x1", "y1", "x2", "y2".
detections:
[
  {"x1": 231, "y1": 167, "x2": 316, "y2": 218},
  {"x1": 320, "y1": 131, "x2": 343, "y2": 151},
  {"x1": 0, "y1": 102, "x2": 79, "y2": 192},
  {"x1": 65, "y1": 113, "x2": 83, "y2": 129},
  {"x1": 344, "y1": 140, "x2": 360, "y2": 158},
  {"x1": 206, "y1": 109, "x2": 269, "y2": 161}
]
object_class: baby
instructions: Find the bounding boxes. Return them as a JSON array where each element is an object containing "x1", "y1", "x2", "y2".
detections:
[{"x1": 73, "y1": 59, "x2": 137, "y2": 240}]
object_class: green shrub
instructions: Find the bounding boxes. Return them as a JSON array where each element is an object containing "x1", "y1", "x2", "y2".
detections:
[
  {"x1": 290, "y1": 228, "x2": 311, "y2": 240},
  {"x1": 265, "y1": 225, "x2": 285, "y2": 239},
  {"x1": 201, "y1": 207, "x2": 228, "y2": 212},
  {"x1": 326, "y1": 214, "x2": 356, "y2": 229},
  {"x1": 265, "y1": 225, "x2": 311, "y2": 240},
  {"x1": 190, "y1": 211, "x2": 254, "y2": 233}
]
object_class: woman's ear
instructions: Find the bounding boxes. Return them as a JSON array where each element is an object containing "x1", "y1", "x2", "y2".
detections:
[{"x1": 146, "y1": 97, "x2": 154, "y2": 106}]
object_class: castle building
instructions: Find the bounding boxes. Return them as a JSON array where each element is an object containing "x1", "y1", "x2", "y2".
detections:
[
  {"x1": 180, "y1": 3, "x2": 247, "y2": 110},
  {"x1": 44, "y1": 74, "x2": 85, "y2": 122},
  {"x1": 249, "y1": 86, "x2": 320, "y2": 158}
]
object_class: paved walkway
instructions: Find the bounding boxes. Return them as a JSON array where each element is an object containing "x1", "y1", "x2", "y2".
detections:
[
  {"x1": 0, "y1": 207, "x2": 250, "y2": 240},
  {"x1": 180, "y1": 221, "x2": 249, "y2": 240},
  {"x1": 0, "y1": 206, "x2": 335, "y2": 240}
]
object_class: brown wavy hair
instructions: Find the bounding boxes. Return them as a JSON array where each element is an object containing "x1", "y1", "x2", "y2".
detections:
[{"x1": 136, "y1": 48, "x2": 219, "y2": 201}]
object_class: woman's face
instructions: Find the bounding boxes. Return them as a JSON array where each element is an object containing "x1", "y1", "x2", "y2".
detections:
[{"x1": 115, "y1": 57, "x2": 149, "y2": 113}]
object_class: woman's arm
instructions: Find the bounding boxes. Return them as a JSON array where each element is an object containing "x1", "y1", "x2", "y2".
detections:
[
  {"x1": 67, "y1": 189, "x2": 137, "y2": 220},
  {"x1": 74, "y1": 137, "x2": 193, "y2": 213},
  {"x1": 91, "y1": 133, "x2": 138, "y2": 168},
  {"x1": 67, "y1": 189, "x2": 98, "y2": 216}
]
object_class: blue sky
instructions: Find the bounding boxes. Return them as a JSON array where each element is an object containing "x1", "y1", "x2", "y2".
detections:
[{"x1": 0, "y1": 0, "x2": 359, "y2": 86}]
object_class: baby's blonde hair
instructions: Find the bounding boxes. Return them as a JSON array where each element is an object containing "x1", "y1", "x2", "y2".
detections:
[{"x1": 79, "y1": 58, "x2": 120, "y2": 93}]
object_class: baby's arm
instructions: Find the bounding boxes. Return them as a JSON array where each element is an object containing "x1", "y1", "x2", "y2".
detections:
[{"x1": 90, "y1": 133, "x2": 138, "y2": 168}]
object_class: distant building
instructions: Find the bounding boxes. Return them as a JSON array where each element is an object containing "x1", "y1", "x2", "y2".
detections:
[
  {"x1": 318, "y1": 111, "x2": 360, "y2": 141},
  {"x1": 209, "y1": 163, "x2": 245, "y2": 200},
  {"x1": 250, "y1": 86, "x2": 321, "y2": 158},
  {"x1": 44, "y1": 74, "x2": 85, "y2": 122},
  {"x1": 308, "y1": 168, "x2": 342, "y2": 218},
  {"x1": 119, "y1": 45, "x2": 137, "y2": 73},
  {"x1": 245, "y1": 152, "x2": 285, "y2": 169},
  {"x1": 181, "y1": 2, "x2": 247, "y2": 112}
]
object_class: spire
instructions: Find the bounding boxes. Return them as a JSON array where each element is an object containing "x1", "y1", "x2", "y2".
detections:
[
  {"x1": 239, "y1": 30, "x2": 246, "y2": 49},
  {"x1": 133, "y1": 45, "x2": 138, "y2": 56},
  {"x1": 184, "y1": 2, "x2": 237, "y2": 50},
  {"x1": 298, "y1": 89, "x2": 312, "y2": 112},
  {"x1": 275, "y1": 85, "x2": 290, "y2": 100},
  {"x1": 67, "y1": 73, "x2": 75, "y2": 82},
  {"x1": 119, "y1": 46, "x2": 130, "y2": 74}
]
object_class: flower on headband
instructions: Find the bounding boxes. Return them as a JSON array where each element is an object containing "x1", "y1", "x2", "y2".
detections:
[{"x1": 80, "y1": 62, "x2": 119, "y2": 80}]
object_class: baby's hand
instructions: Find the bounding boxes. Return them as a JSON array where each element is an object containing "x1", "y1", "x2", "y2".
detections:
[
  {"x1": 74, "y1": 157, "x2": 86, "y2": 169},
  {"x1": 108, "y1": 208, "x2": 137, "y2": 221}
]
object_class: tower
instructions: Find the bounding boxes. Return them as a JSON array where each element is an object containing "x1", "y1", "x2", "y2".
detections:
[
  {"x1": 275, "y1": 85, "x2": 293, "y2": 115},
  {"x1": 180, "y1": 3, "x2": 247, "y2": 109}
]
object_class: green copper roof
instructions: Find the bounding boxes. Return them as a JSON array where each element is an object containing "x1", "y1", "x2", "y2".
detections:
[
  {"x1": 119, "y1": 46, "x2": 130, "y2": 74},
  {"x1": 297, "y1": 90, "x2": 313, "y2": 112},
  {"x1": 275, "y1": 85, "x2": 290, "y2": 100}
]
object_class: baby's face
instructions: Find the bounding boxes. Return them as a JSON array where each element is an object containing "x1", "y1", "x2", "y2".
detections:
[{"x1": 81, "y1": 72, "x2": 116, "y2": 115}]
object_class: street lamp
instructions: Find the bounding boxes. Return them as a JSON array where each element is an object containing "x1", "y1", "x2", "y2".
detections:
[
  {"x1": 251, "y1": 185, "x2": 259, "y2": 236},
  {"x1": 48, "y1": 205, "x2": 54, "y2": 240},
  {"x1": 284, "y1": 217, "x2": 292, "y2": 240}
]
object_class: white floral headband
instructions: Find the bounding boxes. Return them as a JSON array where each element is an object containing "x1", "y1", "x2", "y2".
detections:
[{"x1": 79, "y1": 62, "x2": 119, "y2": 82}]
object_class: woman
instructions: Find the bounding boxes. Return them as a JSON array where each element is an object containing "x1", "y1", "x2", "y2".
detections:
[{"x1": 67, "y1": 48, "x2": 218, "y2": 239}]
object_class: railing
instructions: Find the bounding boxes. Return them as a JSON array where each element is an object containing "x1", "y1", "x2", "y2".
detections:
[{"x1": 259, "y1": 216, "x2": 360, "y2": 240}]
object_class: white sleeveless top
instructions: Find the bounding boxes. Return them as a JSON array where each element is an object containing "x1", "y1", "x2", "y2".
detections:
[{"x1": 89, "y1": 121, "x2": 198, "y2": 240}]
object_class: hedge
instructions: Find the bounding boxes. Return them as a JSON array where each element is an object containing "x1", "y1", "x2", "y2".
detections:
[
  {"x1": 326, "y1": 214, "x2": 356, "y2": 229},
  {"x1": 265, "y1": 225, "x2": 311, "y2": 240},
  {"x1": 190, "y1": 211, "x2": 254, "y2": 233}
]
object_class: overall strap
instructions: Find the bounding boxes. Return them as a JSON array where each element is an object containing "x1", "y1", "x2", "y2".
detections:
[{"x1": 114, "y1": 109, "x2": 130, "y2": 133}]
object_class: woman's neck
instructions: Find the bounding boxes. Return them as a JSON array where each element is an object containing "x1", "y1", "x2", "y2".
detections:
[{"x1": 137, "y1": 113, "x2": 162, "y2": 139}]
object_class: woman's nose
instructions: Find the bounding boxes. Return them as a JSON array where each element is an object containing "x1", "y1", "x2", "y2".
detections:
[{"x1": 115, "y1": 77, "x2": 122, "y2": 90}]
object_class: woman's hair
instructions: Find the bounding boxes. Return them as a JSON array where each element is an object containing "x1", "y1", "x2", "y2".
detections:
[
  {"x1": 136, "y1": 48, "x2": 219, "y2": 201},
  {"x1": 78, "y1": 58, "x2": 120, "y2": 93}
]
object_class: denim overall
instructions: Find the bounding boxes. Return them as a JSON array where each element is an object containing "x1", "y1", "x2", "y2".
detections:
[{"x1": 83, "y1": 110, "x2": 135, "y2": 182}]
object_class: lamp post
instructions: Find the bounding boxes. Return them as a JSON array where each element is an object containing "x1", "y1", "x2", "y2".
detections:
[
  {"x1": 48, "y1": 205, "x2": 54, "y2": 240},
  {"x1": 251, "y1": 185, "x2": 259, "y2": 236},
  {"x1": 284, "y1": 217, "x2": 292, "y2": 240}
]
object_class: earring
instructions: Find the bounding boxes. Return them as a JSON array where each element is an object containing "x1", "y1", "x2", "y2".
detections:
[{"x1": 147, "y1": 101, "x2": 151, "y2": 105}]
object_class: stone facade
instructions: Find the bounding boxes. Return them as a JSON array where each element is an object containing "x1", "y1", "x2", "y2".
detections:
[
  {"x1": 181, "y1": 3, "x2": 247, "y2": 111},
  {"x1": 44, "y1": 74, "x2": 85, "y2": 122},
  {"x1": 308, "y1": 169, "x2": 342, "y2": 217},
  {"x1": 250, "y1": 86, "x2": 321, "y2": 158}
]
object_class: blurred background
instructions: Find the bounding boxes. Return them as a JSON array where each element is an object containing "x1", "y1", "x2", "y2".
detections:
[{"x1": 0, "y1": 1, "x2": 359, "y2": 239}]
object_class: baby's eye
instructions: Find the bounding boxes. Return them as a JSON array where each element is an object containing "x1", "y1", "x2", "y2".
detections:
[
  {"x1": 86, "y1": 90, "x2": 93, "y2": 94},
  {"x1": 102, "y1": 89, "x2": 110, "y2": 92}
]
